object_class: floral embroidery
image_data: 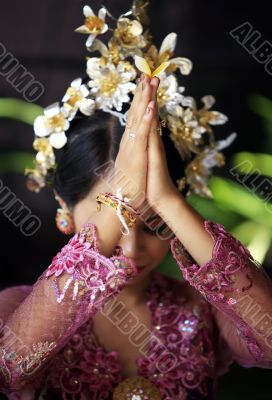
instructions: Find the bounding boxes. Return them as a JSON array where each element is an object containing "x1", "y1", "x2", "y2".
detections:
[
  {"x1": 0, "y1": 349, "x2": 11, "y2": 388},
  {"x1": 171, "y1": 220, "x2": 265, "y2": 363},
  {"x1": 171, "y1": 220, "x2": 254, "y2": 302},
  {"x1": 47, "y1": 223, "x2": 138, "y2": 304},
  {"x1": 1, "y1": 220, "x2": 270, "y2": 398},
  {"x1": 19, "y1": 341, "x2": 56, "y2": 376},
  {"x1": 40, "y1": 273, "x2": 215, "y2": 399},
  {"x1": 46, "y1": 234, "x2": 92, "y2": 278},
  {"x1": 137, "y1": 274, "x2": 214, "y2": 399},
  {"x1": 80, "y1": 350, "x2": 122, "y2": 396}
]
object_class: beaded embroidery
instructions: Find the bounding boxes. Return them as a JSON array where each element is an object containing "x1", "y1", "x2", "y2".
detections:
[
  {"x1": 1, "y1": 220, "x2": 270, "y2": 398},
  {"x1": 41, "y1": 273, "x2": 215, "y2": 399},
  {"x1": 19, "y1": 342, "x2": 57, "y2": 376},
  {"x1": 46, "y1": 223, "x2": 138, "y2": 305},
  {"x1": 171, "y1": 221, "x2": 255, "y2": 304},
  {"x1": 171, "y1": 220, "x2": 265, "y2": 363}
]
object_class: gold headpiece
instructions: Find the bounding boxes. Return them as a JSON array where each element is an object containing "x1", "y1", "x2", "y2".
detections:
[{"x1": 26, "y1": 0, "x2": 236, "y2": 198}]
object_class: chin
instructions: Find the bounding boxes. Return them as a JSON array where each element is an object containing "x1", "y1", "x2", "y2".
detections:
[{"x1": 128, "y1": 266, "x2": 154, "y2": 285}]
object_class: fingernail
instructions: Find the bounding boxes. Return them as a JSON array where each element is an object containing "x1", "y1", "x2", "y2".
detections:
[{"x1": 141, "y1": 73, "x2": 145, "y2": 81}]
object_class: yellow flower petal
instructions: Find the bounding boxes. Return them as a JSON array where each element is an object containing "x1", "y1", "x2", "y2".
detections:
[
  {"x1": 152, "y1": 61, "x2": 170, "y2": 78},
  {"x1": 134, "y1": 55, "x2": 151, "y2": 77},
  {"x1": 75, "y1": 25, "x2": 90, "y2": 34}
]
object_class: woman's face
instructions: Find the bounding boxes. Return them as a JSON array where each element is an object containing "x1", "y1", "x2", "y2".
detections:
[
  {"x1": 118, "y1": 212, "x2": 171, "y2": 285},
  {"x1": 73, "y1": 180, "x2": 172, "y2": 285}
]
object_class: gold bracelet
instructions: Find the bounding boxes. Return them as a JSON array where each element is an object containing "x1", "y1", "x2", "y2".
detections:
[{"x1": 96, "y1": 193, "x2": 137, "y2": 228}]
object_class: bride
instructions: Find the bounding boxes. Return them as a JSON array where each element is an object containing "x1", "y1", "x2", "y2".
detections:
[{"x1": 0, "y1": 1, "x2": 271, "y2": 399}]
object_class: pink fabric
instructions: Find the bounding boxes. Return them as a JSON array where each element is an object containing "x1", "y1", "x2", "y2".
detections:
[
  {"x1": 171, "y1": 220, "x2": 272, "y2": 369},
  {"x1": 0, "y1": 220, "x2": 271, "y2": 399},
  {"x1": 0, "y1": 223, "x2": 138, "y2": 396},
  {"x1": 0, "y1": 286, "x2": 32, "y2": 324}
]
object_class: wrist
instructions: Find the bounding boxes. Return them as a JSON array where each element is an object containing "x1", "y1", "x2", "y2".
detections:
[{"x1": 152, "y1": 187, "x2": 184, "y2": 214}]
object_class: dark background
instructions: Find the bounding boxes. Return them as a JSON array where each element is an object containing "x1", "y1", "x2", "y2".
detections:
[{"x1": 0, "y1": 0, "x2": 271, "y2": 399}]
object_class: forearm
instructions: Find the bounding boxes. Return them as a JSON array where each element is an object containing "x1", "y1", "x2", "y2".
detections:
[
  {"x1": 166, "y1": 203, "x2": 272, "y2": 364},
  {"x1": 154, "y1": 191, "x2": 214, "y2": 266},
  {"x1": 87, "y1": 205, "x2": 123, "y2": 258},
  {"x1": 0, "y1": 223, "x2": 138, "y2": 392}
]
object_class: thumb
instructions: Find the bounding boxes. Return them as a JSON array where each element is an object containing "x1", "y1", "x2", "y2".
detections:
[
  {"x1": 148, "y1": 77, "x2": 162, "y2": 150},
  {"x1": 150, "y1": 76, "x2": 160, "y2": 135}
]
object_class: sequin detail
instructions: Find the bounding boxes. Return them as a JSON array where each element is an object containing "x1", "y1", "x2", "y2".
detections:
[
  {"x1": 19, "y1": 342, "x2": 57, "y2": 376},
  {"x1": 42, "y1": 273, "x2": 215, "y2": 399},
  {"x1": 171, "y1": 221, "x2": 254, "y2": 303},
  {"x1": 46, "y1": 223, "x2": 138, "y2": 304},
  {"x1": 171, "y1": 220, "x2": 265, "y2": 363}
]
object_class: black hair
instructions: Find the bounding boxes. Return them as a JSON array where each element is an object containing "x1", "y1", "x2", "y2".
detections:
[{"x1": 53, "y1": 111, "x2": 188, "y2": 209}]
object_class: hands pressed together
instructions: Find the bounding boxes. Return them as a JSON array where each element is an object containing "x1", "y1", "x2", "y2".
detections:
[{"x1": 114, "y1": 74, "x2": 179, "y2": 211}]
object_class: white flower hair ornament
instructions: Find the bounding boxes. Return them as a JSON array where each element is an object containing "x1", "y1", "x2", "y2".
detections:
[{"x1": 26, "y1": 0, "x2": 236, "y2": 198}]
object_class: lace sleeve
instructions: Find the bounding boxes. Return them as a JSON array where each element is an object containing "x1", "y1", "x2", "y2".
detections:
[
  {"x1": 0, "y1": 223, "x2": 138, "y2": 393},
  {"x1": 170, "y1": 220, "x2": 272, "y2": 369}
]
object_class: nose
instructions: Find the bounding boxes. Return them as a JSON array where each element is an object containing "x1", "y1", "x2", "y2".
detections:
[{"x1": 118, "y1": 227, "x2": 144, "y2": 261}]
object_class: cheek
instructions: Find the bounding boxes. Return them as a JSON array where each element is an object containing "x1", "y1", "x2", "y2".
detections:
[
  {"x1": 127, "y1": 237, "x2": 171, "y2": 285},
  {"x1": 146, "y1": 236, "x2": 170, "y2": 265}
]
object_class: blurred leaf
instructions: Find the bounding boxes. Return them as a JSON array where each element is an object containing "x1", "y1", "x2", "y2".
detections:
[
  {"x1": 158, "y1": 251, "x2": 183, "y2": 280},
  {"x1": 231, "y1": 152, "x2": 272, "y2": 177},
  {"x1": 231, "y1": 221, "x2": 271, "y2": 263},
  {"x1": 209, "y1": 177, "x2": 272, "y2": 228},
  {"x1": 263, "y1": 120, "x2": 272, "y2": 136},
  {"x1": 187, "y1": 193, "x2": 241, "y2": 229},
  {"x1": 0, "y1": 152, "x2": 34, "y2": 174},
  {"x1": 0, "y1": 98, "x2": 42, "y2": 125},
  {"x1": 248, "y1": 94, "x2": 272, "y2": 123},
  {"x1": 247, "y1": 226, "x2": 271, "y2": 264},
  {"x1": 248, "y1": 94, "x2": 272, "y2": 150},
  {"x1": 230, "y1": 220, "x2": 260, "y2": 244},
  {"x1": 262, "y1": 120, "x2": 272, "y2": 150}
]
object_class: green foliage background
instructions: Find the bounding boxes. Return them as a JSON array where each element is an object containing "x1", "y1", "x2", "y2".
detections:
[{"x1": 0, "y1": 95, "x2": 271, "y2": 399}]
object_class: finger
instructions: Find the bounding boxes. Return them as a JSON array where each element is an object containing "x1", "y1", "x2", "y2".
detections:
[
  {"x1": 149, "y1": 112, "x2": 167, "y2": 166},
  {"x1": 124, "y1": 77, "x2": 153, "y2": 145},
  {"x1": 148, "y1": 79, "x2": 165, "y2": 153},
  {"x1": 133, "y1": 76, "x2": 153, "y2": 129},
  {"x1": 149, "y1": 77, "x2": 160, "y2": 137},
  {"x1": 126, "y1": 74, "x2": 145, "y2": 129},
  {"x1": 150, "y1": 77, "x2": 160, "y2": 102},
  {"x1": 124, "y1": 75, "x2": 152, "y2": 137},
  {"x1": 131, "y1": 100, "x2": 156, "y2": 149},
  {"x1": 122, "y1": 76, "x2": 153, "y2": 148},
  {"x1": 119, "y1": 76, "x2": 144, "y2": 149},
  {"x1": 130, "y1": 74, "x2": 145, "y2": 109},
  {"x1": 150, "y1": 77, "x2": 160, "y2": 122}
]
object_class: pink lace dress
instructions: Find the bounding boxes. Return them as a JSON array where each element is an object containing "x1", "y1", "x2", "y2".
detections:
[{"x1": 0, "y1": 221, "x2": 271, "y2": 399}]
